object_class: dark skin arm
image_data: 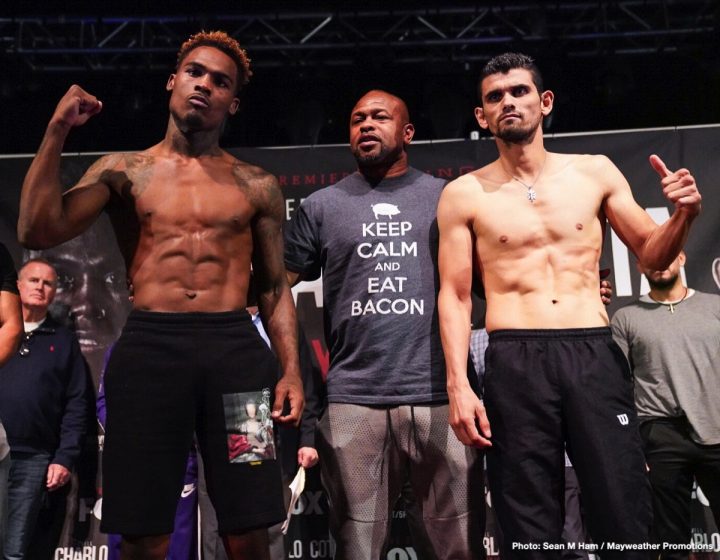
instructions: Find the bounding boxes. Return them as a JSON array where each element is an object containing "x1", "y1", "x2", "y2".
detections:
[
  {"x1": 0, "y1": 290, "x2": 22, "y2": 367},
  {"x1": 246, "y1": 170, "x2": 304, "y2": 426},
  {"x1": 18, "y1": 85, "x2": 111, "y2": 249}
]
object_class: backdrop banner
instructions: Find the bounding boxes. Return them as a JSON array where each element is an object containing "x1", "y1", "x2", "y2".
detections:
[{"x1": 0, "y1": 125, "x2": 717, "y2": 559}]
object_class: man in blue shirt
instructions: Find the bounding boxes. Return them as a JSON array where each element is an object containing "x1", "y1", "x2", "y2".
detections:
[{"x1": 0, "y1": 259, "x2": 89, "y2": 559}]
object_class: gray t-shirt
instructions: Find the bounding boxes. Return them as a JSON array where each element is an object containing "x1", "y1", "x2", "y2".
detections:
[
  {"x1": 285, "y1": 168, "x2": 448, "y2": 405},
  {"x1": 611, "y1": 289, "x2": 720, "y2": 445}
]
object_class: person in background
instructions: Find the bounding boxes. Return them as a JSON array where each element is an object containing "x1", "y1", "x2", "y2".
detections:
[
  {"x1": 0, "y1": 259, "x2": 88, "y2": 559},
  {"x1": 612, "y1": 252, "x2": 720, "y2": 559},
  {"x1": 285, "y1": 89, "x2": 485, "y2": 558}
]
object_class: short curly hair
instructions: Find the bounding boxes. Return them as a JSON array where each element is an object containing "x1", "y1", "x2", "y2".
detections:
[{"x1": 176, "y1": 30, "x2": 252, "y2": 91}]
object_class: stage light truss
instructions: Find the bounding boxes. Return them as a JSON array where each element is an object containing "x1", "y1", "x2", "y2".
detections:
[{"x1": 1, "y1": 1, "x2": 717, "y2": 72}]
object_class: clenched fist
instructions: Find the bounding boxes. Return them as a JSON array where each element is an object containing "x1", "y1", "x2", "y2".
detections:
[{"x1": 50, "y1": 85, "x2": 103, "y2": 129}]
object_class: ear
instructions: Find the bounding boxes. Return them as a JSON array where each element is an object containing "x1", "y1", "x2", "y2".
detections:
[
  {"x1": 403, "y1": 123, "x2": 415, "y2": 145},
  {"x1": 166, "y1": 74, "x2": 176, "y2": 92},
  {"x1": 474, "y1": 106, "x2": 489, "y2": 130},
  {"x1": 540, "y1": 90, "x2": 554, "y2": 116},
  {"x1": 678, "y1": 251, "x2": 686, "y2": 266},
  {"x1": 228, "y1": 96, "x2": 240, "y2": 116}
]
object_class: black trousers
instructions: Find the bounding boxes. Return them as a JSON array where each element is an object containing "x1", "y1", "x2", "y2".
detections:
[
  {"x1": 640, "y1": 417, "x2": 720, "y2": 560},
  {"x1": 26, "y1": 484, "x2": 69, "y2": 560},
  {"x1": 562, "y1": 467, "x2": 589, "y2": 560},
  {"x1": 484, "y1": 328, "x2": 652, "y2": 560}
]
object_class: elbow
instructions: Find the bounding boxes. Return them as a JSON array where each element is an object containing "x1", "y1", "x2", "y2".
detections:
[
  {"x1": 17, "y1": 232, "x2": 38, "y2": 250},
  {"x1": 256, "y1": 282, "x2": 289, "y2": 308},
  {"x1": 10, "y1": 322, "x2": 24, "y2": 351},
  {"x1": 438, "y1": 287, "x2": 472, "y2": 318},
  {"x1": 17, "y1": 224, "x2": 55, "y2": 250},
  {"x1": 639, "y1": 256, "x2": 672, "y2": 272},
  {"x1": 0, "y1": 329, "x2": 24, "y2": 368},
  {"x1": 439, "y1": 284, "x2": 472, "y2": 306},
  {"x1": 16, "y1": 222, "x2": 31, "y2": 247},
  {"x1": 637, "y1": 248, "x2": 675, "y2": 272},
  {"x1": 10, "y1": 329, "x2": 23, "y2": 357}
]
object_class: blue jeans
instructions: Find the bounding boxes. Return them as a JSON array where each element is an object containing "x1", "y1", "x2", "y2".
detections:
[{"x1": 3, "y1": 452, "x2": 50, "y2": 560}]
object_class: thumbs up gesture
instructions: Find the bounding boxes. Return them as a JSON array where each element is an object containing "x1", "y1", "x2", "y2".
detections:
[{"x1": 649, "y1": 154, "x2": 701, "y2": 217}]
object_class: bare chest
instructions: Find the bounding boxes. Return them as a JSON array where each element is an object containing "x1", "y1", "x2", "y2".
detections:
[
  {"x1": 120, "y1": 165, "x2": 255, "y2": 232},
  {"x1": 472, "y1": 178, "x2": 604, "y2": 251}
]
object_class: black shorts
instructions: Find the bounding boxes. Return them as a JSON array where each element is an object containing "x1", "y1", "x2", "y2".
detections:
[
  {"x1": 101, "y1": 310, "x2": 285, "y2": 535},
  {"x1": 484, "y1": 328, "x2": 651, "y2": 558}
]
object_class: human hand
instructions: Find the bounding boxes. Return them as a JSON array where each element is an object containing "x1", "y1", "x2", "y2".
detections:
[
  {"x1": 649, "y1": 154, "x2": 701, "y2": 217},
  {"x1": 50, "y1": 85, "x2": 103, "y2": 129},
  {"x1": 599, "y1": 268, "x2": 612, "y2": 305},
  {"x1": 448, "y1": 385, "x2": 492, "y2": 448},
  {"x1": 297, "y1": 447, "x2": 319, "y2": 468},
  {"x1": 46, "y1": 463, "x2": 71, "y2": 491},
  {"x1": 272, "y1": 373, "x2": 304, "y2": 426}
]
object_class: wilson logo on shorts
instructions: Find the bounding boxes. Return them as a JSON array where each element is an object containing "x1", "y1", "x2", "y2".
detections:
[{"x1": 616, "y1": 413, "x2": 629, "y2": 426}]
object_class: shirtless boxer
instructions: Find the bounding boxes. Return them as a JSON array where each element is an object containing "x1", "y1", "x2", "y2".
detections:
[
  {"x1": 18, "y1": 31, "x2": 303, "y2": 560},
  {"x1": 437, "y1": 53, "x2": 701, "y2": 559}
]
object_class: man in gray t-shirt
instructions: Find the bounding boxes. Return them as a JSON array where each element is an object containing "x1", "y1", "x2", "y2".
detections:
[
  {"x1": 611, "y1": 252, "x2": 720, "y2": 558},
  {"x1": 285, "y1": 90, "x2": 485, "y2": 559}
]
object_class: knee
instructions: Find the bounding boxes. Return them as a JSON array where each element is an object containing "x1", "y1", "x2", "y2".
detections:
[
  {"x1": 222, "y1": 529, "x2": 270, "y2": 559},
  {"x1": 120, "y1": 534, "x2": 170, "y2": 560}
]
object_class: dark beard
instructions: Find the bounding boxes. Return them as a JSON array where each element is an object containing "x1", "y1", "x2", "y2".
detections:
[
  {"x1": 494, "y1": 113, "x2": 542, "y2": 145},
  {"x1": 648, "y1": 273, "x2": 679, "y2": 290},
  {"x1": 352, "y1": 145, "x2": 392, "y2": 167},
  {"x1": 496, "y1": 122, "x2": 538, "y2": 144}
]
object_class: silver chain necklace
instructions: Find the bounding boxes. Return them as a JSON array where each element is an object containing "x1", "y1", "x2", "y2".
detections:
[
  {"x1": 648, "y1": 287, "x2": 690, "y2": 314},
  {"x1": 508, "y1": 154, "x2": 547, "y2": 203}
]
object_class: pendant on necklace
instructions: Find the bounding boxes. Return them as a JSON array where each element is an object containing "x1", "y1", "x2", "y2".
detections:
[
  {"x1": 512, "y1": 176, "x2": 539, "y2": 203},
  {"x1": 509, "y1": 153, "x2": 547, "y2": 204}
]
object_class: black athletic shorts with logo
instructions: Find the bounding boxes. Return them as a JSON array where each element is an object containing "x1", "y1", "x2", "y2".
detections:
[
  {"x1": 101, "y1": 310, "x2": 285, "y2": 535},
  {"x1": 483, "y1": 328, "x2": 651, "y2": 560}
]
